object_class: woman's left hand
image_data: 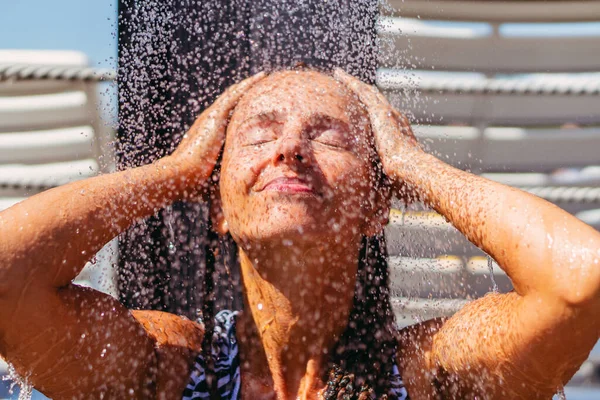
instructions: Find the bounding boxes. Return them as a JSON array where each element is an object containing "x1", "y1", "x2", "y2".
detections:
[{"x1": 333, "y1": 68, "x2": 422, "y2": 181}]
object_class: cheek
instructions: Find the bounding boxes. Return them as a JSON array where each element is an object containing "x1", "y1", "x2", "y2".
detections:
[
  {"x1": 316, "y1": 151, "x2": 373, "y2": 202},
  {"x1": 222, "y1": 148, "x2": 263, "y2": 191},
  {"x1": 220, "y1": 149, "x2": 267, "y2": 225}
]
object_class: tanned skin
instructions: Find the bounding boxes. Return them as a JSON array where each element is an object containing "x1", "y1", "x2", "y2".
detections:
[{"x1": 0, "y1": 69, "x2": 598, "y2": 399}]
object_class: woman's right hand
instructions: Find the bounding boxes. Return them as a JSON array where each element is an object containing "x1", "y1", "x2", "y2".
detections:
[{"x1": 170, "y1": 72, "x2": 266, "y2": 196}]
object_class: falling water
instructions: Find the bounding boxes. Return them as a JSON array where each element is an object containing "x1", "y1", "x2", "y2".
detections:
[
  {"x1": 116, "y1": 0, "x2": 396, "y2": 315},
  {"x1": 1, "y1": 362, "x2": 32, "y2": 400},
  {"x1": 401, "y1": 204, "x2": 406, "y2": 226},
  {"x1": 487, "y1": 255, "x2": 499, "y2": 293},
  {"x1": 555, "y1": 386, "x2": 567, "y2": 400},
  {"x1": 165, "y1": 206, "x2": 177, "y2": 255}
]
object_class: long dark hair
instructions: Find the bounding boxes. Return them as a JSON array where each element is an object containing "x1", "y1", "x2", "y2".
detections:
[{"x1": 329, "y1": 233, "x2": 398, "y2": 395}]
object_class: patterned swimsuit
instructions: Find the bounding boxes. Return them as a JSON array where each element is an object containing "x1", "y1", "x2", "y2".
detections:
[{"x1": 182, "y1": 310, "x2": 409, "y2": 400}]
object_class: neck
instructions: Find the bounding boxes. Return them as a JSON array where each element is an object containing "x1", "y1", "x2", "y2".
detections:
[{"x1": 238, "y1": 239, "x2": 360, "y2": 399}]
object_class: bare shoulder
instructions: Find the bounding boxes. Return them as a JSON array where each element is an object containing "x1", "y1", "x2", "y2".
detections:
[
  {"x1": 395, "y1": 292, "x2": 589, "y2": 399},
  {"x1": 396, "y1": 318, "x2": 446, "y2": 399},
  {"x1": 395, "y1": 296, "x2": 524, "y2": 399},
  {"x1": 131, "y1": 310, "x2": 204, "y2": 400}
]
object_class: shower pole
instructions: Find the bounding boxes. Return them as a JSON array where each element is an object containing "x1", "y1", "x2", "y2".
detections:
[{"x1": 117, "y1": 0, "x2": 378, "y2": 316}]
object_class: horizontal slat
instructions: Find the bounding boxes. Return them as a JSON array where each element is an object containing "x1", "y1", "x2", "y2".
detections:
[
  {"x1": 484, "y1": 127, "x2": 600, "y2": 170},
  {"x1": 386, "y1": 210, "x2": 600, "y2": 258},
  {"x1": 0, "y1": 79, "x2": 86, "y2": 96},
  {"x1": 392, "y1": 296, "x2": 469, "y2": 328},
  {"x1": 390, "y1": 256, "x2": 513, "y2": 299},
  {"x1": 390, "y1": 257, "x2": 466, "y2": 298},
  {"x1": 481, "y1": 171, "x2": 600, "y2": 188},
  {"x1": 0, "y1": 126, "x2": 95, "y2": 164},
  {"x1": 0, "y1": 50, "x2": 91, "y2": 95},
  {"x1": 386, "y1": 211, "x2": 483, "y2": 257},
  {"x1": 378, "y1": 69, "x2": 600, "y2": 96},
  {"x1": 0, "y1": 159, "x2": 98, "y2": 189},
  {"x1": 415, "y1": 125, "x2": 600, "y2": 172},
  {"x1": 0, "y1": 91, "x2": 90, "y2": 132},
  {"x1": 0, "y1": 64, "x2": 116, "y2": 83},
  {"x1": 383, "y1": 89, "x2": 600, "y2": 127},
  {"x1": 0, "y1": 50, "x2": 88, "y2": 66},
  {"x1": 0, "y1": 186, "x2": 42, "y2": 198},
  {"x1": 383, "y1": 0, "x2": 600, "y2": 22},
  {"x1": 380, "y1": 22, "x2": 600, "y2": 73}
]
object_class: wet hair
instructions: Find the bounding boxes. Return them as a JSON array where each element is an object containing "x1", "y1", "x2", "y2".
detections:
[{"x1": 199, "y1": 67, "x2": 399, "y2": 398}]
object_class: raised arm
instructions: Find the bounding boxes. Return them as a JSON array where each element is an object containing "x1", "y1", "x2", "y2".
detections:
[
  {"x1": 0, "y1": 73, "x2": 264, "y2": 399},
  {"x1": 335, "y1": 69, "x2": 600, "y2": 399}
]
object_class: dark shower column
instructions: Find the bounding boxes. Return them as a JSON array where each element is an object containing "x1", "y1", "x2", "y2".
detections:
[
  {"x1": 246, "y1": 0, "x2": 379, "y2": 83},
  {"x1": 117, "y1": 0, "x2": 250, "y2": 316},
  {"x1": 117, "y1": 0, "x2": 378, "y2": 316}
]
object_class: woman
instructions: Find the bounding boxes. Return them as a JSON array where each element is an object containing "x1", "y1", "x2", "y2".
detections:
[{"x1": 0, "y1": 68, "x2": 598, "y2": 399}]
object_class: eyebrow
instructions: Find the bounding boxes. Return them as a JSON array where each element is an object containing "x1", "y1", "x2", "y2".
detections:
[
  {"x1": 237, "y1": 110, "x2": 284, "y2": 130},
  {"x1": 239, "y1": 109, "x2": 350, "y2": 129},
  {"x1": 308, "y1": 113, "x2": 350, "y2": 130}
]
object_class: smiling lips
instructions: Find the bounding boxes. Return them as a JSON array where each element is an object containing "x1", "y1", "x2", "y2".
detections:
[{"x1": 262, "y1": 177, "x2": 315, "y2": 194}]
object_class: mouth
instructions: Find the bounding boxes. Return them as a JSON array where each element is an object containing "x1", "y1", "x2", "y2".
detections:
[{"x1": 261, "y1": 176, "x2": 316, "y2": 194}]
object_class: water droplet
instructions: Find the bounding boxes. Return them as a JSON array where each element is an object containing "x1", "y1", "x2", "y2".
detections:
[
  {"x1": 1, "y1": 362, "x2": 33, "y2": 400},
  {"x1": 488, "y1": 255, "x2": 498, "y2": 292}
]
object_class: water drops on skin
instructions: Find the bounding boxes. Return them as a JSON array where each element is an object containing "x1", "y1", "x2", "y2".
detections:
[{"x1": 547, "y1": 233, "x2": 554, "y2": 249}]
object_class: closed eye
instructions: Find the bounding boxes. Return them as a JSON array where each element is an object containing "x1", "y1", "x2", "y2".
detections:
[
  {"x1": 311, "y1": 128, "x2": 349, "y2": 149},
  {"x1": 240, "y1": 125, "x2": 279, "y2": 147},
  {"x1": 307, "y1": 115, "x2": 351, "y2": 149},
  {"x1": 244, "y1": 139, "x2": 274, "y2": 147}
]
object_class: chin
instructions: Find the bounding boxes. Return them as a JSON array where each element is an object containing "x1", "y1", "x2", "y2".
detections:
[
  {"x1": 233, "y1": 219, "x2": 331, "y2": 248},
  {"x1": 262, "y1": 223, "x2": 325, "y2": 243},
  {"x1": 225, "y1": 203, "x2": 350, "y2": 247}
]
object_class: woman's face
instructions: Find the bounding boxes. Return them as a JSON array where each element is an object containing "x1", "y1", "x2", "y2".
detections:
[{"x1": 219, "y1": 70, "x2": 386, "y2": 247}]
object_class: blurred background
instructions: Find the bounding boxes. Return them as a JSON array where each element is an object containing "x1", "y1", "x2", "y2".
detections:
[{"x1": 0, "y1": 0, "x2": 599, "y2": 398}]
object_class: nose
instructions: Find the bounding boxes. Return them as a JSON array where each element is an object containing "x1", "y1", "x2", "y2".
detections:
[{"x1": 273, "y1": 124, "x2": 308, "y2": 167}]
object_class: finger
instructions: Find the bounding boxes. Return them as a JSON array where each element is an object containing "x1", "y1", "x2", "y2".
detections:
[
  {"x1": 334, "y1": 69, "x2": 417, "y2": 153},
  {"x1": 334, "y1": 69, "x2": 397, "y2": 131},
  {"x1": 335, "y1": 69, "x2": 410, "y2": 129},
  {"x1": 333, "y1": 68, "x2": 386, "y2": 110},
  {"x1": 210, "y1": 71, "x2": 267, "y2": 114},
  {"x1": 195, "y1": 72, "x2": 267, "y2": 141}
]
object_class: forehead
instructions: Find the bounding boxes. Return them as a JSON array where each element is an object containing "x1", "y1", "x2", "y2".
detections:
[{"x1": 231, "y1": 71, "x2": 360, "y2": 124}]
